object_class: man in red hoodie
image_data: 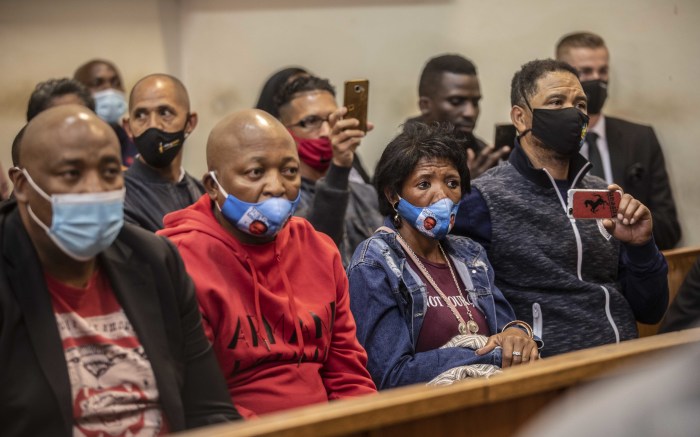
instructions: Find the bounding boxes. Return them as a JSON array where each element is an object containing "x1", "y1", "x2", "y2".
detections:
[{"x1": 158, "y1": 109, "x2": 376, "y2": 418}]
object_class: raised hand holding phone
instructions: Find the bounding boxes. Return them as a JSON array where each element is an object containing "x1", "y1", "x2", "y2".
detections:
[
  {"x1": 568, "y1": 185, "x2": 653, "y2": 245},
  {"x1": 328, "y1": 81, "x2": 373, "y2": 169},
  {"x1": 343, "y1": 79, "x2": 369, "y2": 132},
  {"x1": 567, "y1": 189, "x2": 621, "y2": 219}
]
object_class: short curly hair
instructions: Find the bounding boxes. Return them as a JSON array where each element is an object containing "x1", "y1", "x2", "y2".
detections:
[
  {"x1": 273, "y1": 75, "x2": 336, "y2": 114},
  {"x1": 510, "y1": 59, "x2": 579, "y2": 107},
  {"x1": 374, "y1": 122, "x2": 470, "y2": 217},
  {"x1": 26, "y1": 78, "x2": 95, "y2": 121}
]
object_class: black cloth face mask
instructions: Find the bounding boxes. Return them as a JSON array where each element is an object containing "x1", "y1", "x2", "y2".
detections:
[
  {"x1": 581, "y1": 79, "x2": 608, "y2": 115},
  {"x1": 520, "y1": 98, "x2": 589, "y2": 157},
  {"x1": 133, "y1": 119, "x2": 188, "y2": 168}
]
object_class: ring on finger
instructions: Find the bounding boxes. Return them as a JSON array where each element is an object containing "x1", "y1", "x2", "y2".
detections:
[{"x1": 511, "y1": 351, "x2": 522, "y2": 357}]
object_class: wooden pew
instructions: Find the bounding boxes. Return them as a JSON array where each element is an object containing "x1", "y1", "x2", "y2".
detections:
[
  {"x1": 178, "y1": 328, "x2": 700, "y2": 437},
  {"x1": 637, "y1": 245, "x2": 700, "y2": 337}
]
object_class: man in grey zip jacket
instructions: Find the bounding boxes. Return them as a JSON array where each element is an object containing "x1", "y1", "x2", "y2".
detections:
[{"x1": 453, "y1": 59, "x2": 668, "y2": 357}]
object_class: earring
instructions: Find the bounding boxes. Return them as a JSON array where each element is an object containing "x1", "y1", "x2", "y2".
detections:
[{"x1": 392, "y1": 202, "x2": 402, "y2": 228}]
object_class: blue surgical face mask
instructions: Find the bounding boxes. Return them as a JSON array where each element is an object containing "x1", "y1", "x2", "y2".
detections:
[
  {"x1": 209, "y1": 172, "x2": 300, "y2": 238},
  {"x1": 93, "y1": 88, "x2": 127, "y2": 124},
  {"x1": 21, "y1": 169, "x2": 125, "y2": 261},
  {"x1": 396, "y1": 196, "x2": 460, "y2": 240}
]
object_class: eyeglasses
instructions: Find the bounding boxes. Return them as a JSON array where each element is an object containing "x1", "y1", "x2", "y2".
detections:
[{"x1": 287, "y1": 114, "x2": 331, "y2": 131}]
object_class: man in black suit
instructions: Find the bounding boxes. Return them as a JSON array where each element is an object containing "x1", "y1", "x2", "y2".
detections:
[
  {"x1": 556, "y1": 32, "x2": 681, "y2": 249},
  {"x1": 1, "y1": 105, "x2": 240, "y2": 435}
]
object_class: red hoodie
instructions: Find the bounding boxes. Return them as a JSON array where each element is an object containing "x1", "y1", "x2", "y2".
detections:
[{"x1": 158, "y1": 195, "x2": 376, "y2": 418}]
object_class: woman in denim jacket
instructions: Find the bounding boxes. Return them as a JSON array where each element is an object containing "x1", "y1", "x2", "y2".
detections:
[{"x1": 347, "y1": 123, "x2": 539, "y2": 389}]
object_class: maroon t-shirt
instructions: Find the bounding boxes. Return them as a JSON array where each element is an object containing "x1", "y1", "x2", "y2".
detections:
[{"x1": 406, "y1": 255, "x2": 489, "y2": 352}]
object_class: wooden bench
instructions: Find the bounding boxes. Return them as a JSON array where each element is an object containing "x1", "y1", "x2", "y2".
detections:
[
  {"x1": 177, "y1": 328, "x2": 700, "y2": 437},
  {"x1": 637, "y1": 245, "x2": 700, "y2": 337}
]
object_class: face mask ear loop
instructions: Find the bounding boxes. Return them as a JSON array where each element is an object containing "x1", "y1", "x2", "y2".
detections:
[
  {"x1": 208, "y1": 171, "x2": 229, "y2": 212},
  {"x1": 20, "y1": 168, "x2": 52, "y2": 202},
  {"x1": 209, "y1": 171, "x2": 229, "y2": 196},
  {"x1": 183, "y1": 112, "x2": 192, "y2": 138},
  {"x1": 517, "y1": 84, "x2": 534, "y2": 139},
  {"x1": 520, "y1": 83, "x2": 534, "y2": 113},
  {"x1": 26, "y1": 204, "x2": 52, "y2": 234},
  {"x1": 20, "y1": 168, "x2": 55, "y2": 230}
]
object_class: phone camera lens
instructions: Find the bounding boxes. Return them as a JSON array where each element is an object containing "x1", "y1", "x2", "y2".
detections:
[{"x1": 354, "y1": 85, "x2": 363, "y2": 93}]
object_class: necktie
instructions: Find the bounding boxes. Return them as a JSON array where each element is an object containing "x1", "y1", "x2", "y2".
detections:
[{"x1": 586, "y1": 131, "x2": 604, "y2": 178}]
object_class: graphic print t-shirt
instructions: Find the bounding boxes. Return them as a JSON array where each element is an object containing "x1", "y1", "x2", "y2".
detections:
[
  {"x1": 45, "y1": 269, "x2": 167, "y2": 437},
  {"x1": 407, "y1": 255, "x2": 488, "y2": 352}
]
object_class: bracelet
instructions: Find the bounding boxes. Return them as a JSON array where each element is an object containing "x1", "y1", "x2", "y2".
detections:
[{"x1": 502, "y1": 320, "x2": 534, "y2": 339}]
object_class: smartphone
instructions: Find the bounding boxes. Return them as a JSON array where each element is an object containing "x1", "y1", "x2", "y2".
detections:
[
  {"x1": 343, "y1": 79, "x2": 369, "y2": 132},
  {"x1": 567, "y1": 189, "x2": 622, "y2": 219},
  {"x1": 494, "y1": 123, "x2": 517, "y2": 149}
]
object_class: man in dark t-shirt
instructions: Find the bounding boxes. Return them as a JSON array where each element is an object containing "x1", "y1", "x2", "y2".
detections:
[{"x1": 122, "y1": 73, "x2": 204, "y2": 232}]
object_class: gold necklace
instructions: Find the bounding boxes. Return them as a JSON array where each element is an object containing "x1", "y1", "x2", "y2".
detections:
[
  {"x1": 438, "y1": 243, "x2": 479, "y2": 334},
  {"x1": 395, "y1": 233, "x2": 479, "y2": 335}
]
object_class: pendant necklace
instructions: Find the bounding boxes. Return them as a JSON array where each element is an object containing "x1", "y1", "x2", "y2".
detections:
[{"x1": 395, "y1": 233, "x2": 479, "y2": 335}]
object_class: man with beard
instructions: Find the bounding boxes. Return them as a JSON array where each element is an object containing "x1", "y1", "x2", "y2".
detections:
[
  {"x1": 556, "y1": 32, "x2": 681, "y2": 249},
  {"x1": 452, "y1": 59, "x2": 668, "y2": 357},
  {"x1": 122, "y1": 74, "x2": 204, "y2": 232},
  {"x1": 407, "y1": 54, "x2": 510, "y2": 178}
]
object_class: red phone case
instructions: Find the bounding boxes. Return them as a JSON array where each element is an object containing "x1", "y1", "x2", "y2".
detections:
[{"x1": 567, "y1": 189, "x2": 621, "y2": 219}]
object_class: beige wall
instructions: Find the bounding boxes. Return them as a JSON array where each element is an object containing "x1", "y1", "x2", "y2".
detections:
[{"x1": 1, "y1": 0, "x2": 698, "y2": 245}]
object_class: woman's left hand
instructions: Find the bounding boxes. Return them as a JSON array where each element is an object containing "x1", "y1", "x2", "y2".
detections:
[{"x1": 475, "y1": 328, "x2": 540, "y2": 368}]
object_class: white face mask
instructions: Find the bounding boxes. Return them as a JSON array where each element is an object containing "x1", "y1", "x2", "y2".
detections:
[
  {"x1": 21, "y1": 169, "x2": 125, "y2": 261},
  {"x1": 93, "y1": 88, "x2": 127, "y2": 124}
]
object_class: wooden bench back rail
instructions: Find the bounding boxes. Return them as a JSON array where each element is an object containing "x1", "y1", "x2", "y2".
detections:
[
  {"x1": 638, "y1": 245, "x2": 700, "y2": 337},
  {"x1": 178, "y1": 328, "x2": 700, "y2": 437}
]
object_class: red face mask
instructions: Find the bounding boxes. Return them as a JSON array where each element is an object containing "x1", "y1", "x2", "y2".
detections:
[{"x1": 289, "y1": 131, "x2": 333, "y2": 173}]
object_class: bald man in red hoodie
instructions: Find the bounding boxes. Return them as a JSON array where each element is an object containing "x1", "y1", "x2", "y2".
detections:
[{"x1": 158, "y1": 109, "x2": 376, "y2": 418}]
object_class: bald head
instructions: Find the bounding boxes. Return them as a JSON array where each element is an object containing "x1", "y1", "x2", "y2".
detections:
[
  {"x1": 21, "y1": 104, "x2": 119, "y2": 170},
  {"x1": 130, "y1": 74, "x2": 190, "y2": 111},
  {"x1": 12, "y1": 104, "x2": 124, "y2": 265},
  {"x1": 203, "y1": 109, "x2": 300, "y2": 221},
  {"x1": 207, "y1": 109, "x2": 296, "y2": 169}
]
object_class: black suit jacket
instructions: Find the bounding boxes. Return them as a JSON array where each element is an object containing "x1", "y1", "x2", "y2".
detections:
[
  {"x1": 606, "y1": 116, "x2": 681, "y2": 249},
  {"x1": 0, "y1": 200, "x2": 240, "y2": 436}
]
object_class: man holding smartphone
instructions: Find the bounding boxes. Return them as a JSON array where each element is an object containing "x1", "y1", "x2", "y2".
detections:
[
  {"x1": 452, "y1": 59, "x2": 668, "y2": 357},
  {"x1": 275, "y1": 75, "x2": 382, "y2": 265},
  {"x1": 556, "y1": 32, "x2": 681, "y2": 250},
  {"x1": 407, "y1": 54, "x2": 510, "y2": 178}
]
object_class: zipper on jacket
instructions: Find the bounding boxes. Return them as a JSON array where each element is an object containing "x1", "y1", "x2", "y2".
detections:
[
  {"x1": 542, "y1": 168, "x2": 586, "y2": 281},
  {"x1": 532, "y1": 302, "x2": 543, "y2": 339},
  {"x1": 600, "y1": 285, "x2": 621, "y2": 343},
  {"x1": 541, "y1": 165, "x2": 621, "y2": 339}
]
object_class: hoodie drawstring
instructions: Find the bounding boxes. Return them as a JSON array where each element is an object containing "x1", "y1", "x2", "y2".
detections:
[
  {"x1": 276, "y1": 246, "x2": 306, "y2": 366},
  {"x1": 245, "y1": 255, "x2": 271, "y2": 351}
]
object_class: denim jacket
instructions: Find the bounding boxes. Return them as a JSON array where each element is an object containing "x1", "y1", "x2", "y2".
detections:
[{"x1": 346, "y1": 221, "x2": 517, "y2": 389}]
